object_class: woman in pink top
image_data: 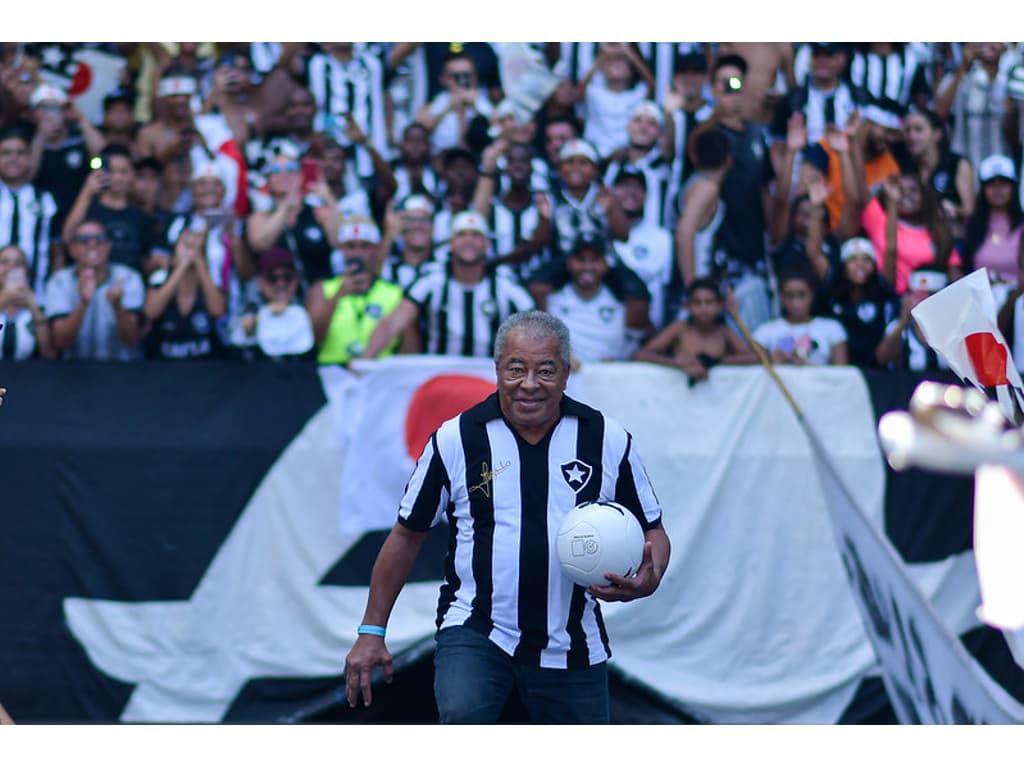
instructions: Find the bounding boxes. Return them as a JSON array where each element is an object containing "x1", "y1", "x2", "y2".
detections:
[
  {"x1": 963, "y1": 154, "x2": 1024, "y2": 286},
  {"x1": 860, "y1": 171, "x2": 960, "y2": 295}
]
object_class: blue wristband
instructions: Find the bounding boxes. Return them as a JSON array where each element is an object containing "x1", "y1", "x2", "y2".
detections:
[{"x1": 357, "y1": 624, "x2": 387, "y2": 637}]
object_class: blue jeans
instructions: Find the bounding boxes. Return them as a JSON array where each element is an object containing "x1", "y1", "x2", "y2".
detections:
[{"x1": 433, "y1": 625, "x2": 609, "y2": 724}]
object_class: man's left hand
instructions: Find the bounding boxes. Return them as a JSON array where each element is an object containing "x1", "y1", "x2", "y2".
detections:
[{"x1": 587, "y1": 541, "x2": 660, "y2": 602}]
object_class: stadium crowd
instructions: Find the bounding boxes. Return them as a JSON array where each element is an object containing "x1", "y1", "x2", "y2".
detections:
[{"x1": 2, "y1": 41, "x2": 1024, "y2": 375}]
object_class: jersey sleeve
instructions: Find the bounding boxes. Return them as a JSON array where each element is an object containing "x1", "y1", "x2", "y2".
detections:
[{"x1": 397, "y1": 430, "x2": 453, "y2": 531}]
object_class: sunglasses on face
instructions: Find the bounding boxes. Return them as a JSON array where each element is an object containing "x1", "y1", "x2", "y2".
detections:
[
  {"x1": 267, "y1": 162, "x2": 300, "y2": 174},
  {"x1": 266, "y1": 270, "x2": 296, "y2": 285},
  {"x1": 74, "y1": 234, "x2": 109, "y2": 244}
]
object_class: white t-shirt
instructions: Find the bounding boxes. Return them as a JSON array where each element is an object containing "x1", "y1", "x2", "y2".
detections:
[
  {"x1": 613, "y1": 222, "x2": 673, "y2": 329},
  {"x1": 753, "y1": 316, "x2": 847, "y2": 366},
  {"x1": 426, "y1": 90, "x2": 494, "y2": 153},
  {"x1": 547, "y1": 283, "x2": 631, "y2": 363},
  {"x1": 583, "y1": 80, "x2": 648, "y2": 158}
]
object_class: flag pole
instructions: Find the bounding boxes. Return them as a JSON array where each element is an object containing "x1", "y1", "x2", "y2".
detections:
[{"x1": 727, "y1": 308, "x2": 804, "y2": 420}]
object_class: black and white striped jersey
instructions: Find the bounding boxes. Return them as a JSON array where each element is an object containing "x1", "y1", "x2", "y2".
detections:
[
  {"x1": 603, "y1": 149, "x2": 672, "y2": 229},
  {"x1": 398, "y1": 392, "x2": 662, "y2": 668},
  {"x1": 0, "y1": 183, "x2": 59, "y2": 303},
  {"x1": 306, "y1": 50, "x2": 387, "y2": 175},
  {"x1": 405, "y1": 268, "x2": 535, "y2": 357}
]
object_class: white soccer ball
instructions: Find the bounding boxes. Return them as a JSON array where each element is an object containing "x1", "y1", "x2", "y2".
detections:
[{"x1": 556, "y1": 500, "x2": 645, "y2": 588}]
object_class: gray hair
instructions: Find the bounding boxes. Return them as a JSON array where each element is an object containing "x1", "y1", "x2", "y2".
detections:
[{"x1": 493, "y1": 310, "x2": 572, "y2": 368}]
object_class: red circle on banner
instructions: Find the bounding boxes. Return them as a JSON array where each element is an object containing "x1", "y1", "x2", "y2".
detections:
[
  {"x1": 404, "y1": 374, "x2": 495, "y2": 459},
  {"x1": 68, "y1": 62, "x2": 92, "y2": 97}
]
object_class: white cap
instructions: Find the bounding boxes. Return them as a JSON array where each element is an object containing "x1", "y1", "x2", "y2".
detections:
[
  {"x1": 191, "y1": 161, "x2": 225, "y2": 184},
  {"x1": 630, "y1": 100, "x2": 664, "y2": 126},
  {"x1": 979, "y1": 154, "x2": 1017, "y2": 183},
  {"x1": 840, "y1": 237, "x2": 876, "y2": 262},
  {"x1": 398, "y1": 194, "x2": 435, "y2": 215},
  {"x1": 30, "y1": 83, "x2": 66, "y2": 107},
  {"x1": 907, "y1": 269, "x2": 948, "y2": 293},
  {"x1": 338, "y1": 220, "x2": 381, "y2": 244},
  {"x1": 450, "y1": 210, "x2": 489, "y2": 238},
  {"x1": 558, "y1": 138, "x2": 599, "y2": 164}
]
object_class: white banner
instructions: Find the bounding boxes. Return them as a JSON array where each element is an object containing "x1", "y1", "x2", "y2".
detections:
[{"x1": 805, "y1": 422, "x2": 1024, "y2": 723}]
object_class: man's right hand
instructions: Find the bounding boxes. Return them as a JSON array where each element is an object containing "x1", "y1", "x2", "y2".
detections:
[
  {"x1": 79, "y1": 267, "x2": 98, "y2": 303},
  {"x1": 344, "y1": 635, "x2": 393, "y2": 708}
]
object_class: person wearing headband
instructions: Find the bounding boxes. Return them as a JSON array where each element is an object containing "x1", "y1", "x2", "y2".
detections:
[
  {"x1": 135, "y1": 69, "x2": 204, "y2": 168},
  {"x1": 875, "y1": 267, "x2": 952, "y2": 372}
]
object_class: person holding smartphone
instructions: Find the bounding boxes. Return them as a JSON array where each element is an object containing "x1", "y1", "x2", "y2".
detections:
[
  {"x1": 0, "y1": 243, "x2": 55, "y2": 360},
  {"x1": 414, "y1": 51, "x2": 493, "y2": 154}
]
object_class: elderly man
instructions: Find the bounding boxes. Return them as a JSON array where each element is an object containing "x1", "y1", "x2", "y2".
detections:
[
  {"x1": 362, "y1": 210, "x2": 534, "y2": 358},
  {"x1": 344, "y1": 309, "x2": 671, "y2": 723},
  {"x1": 44, "y1": 218, "x2": 145, "y2": 360}
]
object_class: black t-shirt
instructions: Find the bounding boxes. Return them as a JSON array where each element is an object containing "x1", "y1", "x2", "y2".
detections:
[
  {"x1": 35, "y1": 134, "x2": 89, "y2": 230},
  {"x1": 718, "y1": 122, "x2": 775, "y2": 273},
  {"x1": 824, "y1": 277, "x2": 900, "y2": 369},
  {"x1": 143, "y1": 288, "x2": 225, "y2": 361},
  {"x1": 275, "y1": 204, "x2": 334, "y2": 288},
  {"x1": 890, "y1": 141, "x2": 965, "y2": 207},
  {"x1": 86, "y1": 200, "x2": 156, "y2": 272}
]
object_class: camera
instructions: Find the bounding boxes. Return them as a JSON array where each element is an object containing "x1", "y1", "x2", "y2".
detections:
[
  {"x1": 452, "y1": 72, "x2": 472, "y2": 90},
  {"x1": 348, "y1": 257, "x2": 366, "y2": 274},
  {"x1": 723, "y1": 76, "x2": 743, "y2": 94}
]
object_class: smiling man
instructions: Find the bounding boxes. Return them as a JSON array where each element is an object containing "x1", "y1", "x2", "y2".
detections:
[{"x1": 343, "y1": 309, "x2": 671, "y2": 723}]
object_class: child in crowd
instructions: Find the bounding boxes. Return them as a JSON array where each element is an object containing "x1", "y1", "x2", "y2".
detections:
[
  {"x1": 875, "y1": 268, "x2": 951, "y2": 372},
  {"x1": 753, "y1": 268, "x2": 848, "y2": 365},
  {"x1": 634, "y1": 277, "x2": 756, "y2": 384}
]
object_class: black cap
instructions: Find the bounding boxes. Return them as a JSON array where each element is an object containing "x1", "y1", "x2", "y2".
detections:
[
  {"x1": 613, "y1": 164, "x2": 647, "y2": 188},
  {"x1": 441, "y1": 146, "x2": 476, "y2": 168},
  {"x1": 674, "y1": 50, "x2": 708, "y2": 74},
  {"x1": 570, "y1": 232, "x2": 607, "y2": 256}
]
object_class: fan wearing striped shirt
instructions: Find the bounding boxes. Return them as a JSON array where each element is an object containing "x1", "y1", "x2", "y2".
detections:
[
  {"x1": 360, "y1": 210, "x2": 534, "y2": 359},
  {"x1": 344, "y1": 309, "x2": 670, "y2": 722}
]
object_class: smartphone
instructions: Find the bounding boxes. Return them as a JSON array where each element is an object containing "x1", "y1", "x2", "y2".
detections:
[
  {"x1": 300, "y1": 157, "x2": 322, "y2": 193},
  {"x1": 452, "y1": 72, "x2": 472, "y2": 90},
  {"x1": 348, "y1": 257, "x2": 366, "y2": 274},
  {"x1": 203, "y1": 209, "x2": 234, "y2": 229},
  {"x1": 89, "y1": 155, "x2": 105, "y2": 171}
]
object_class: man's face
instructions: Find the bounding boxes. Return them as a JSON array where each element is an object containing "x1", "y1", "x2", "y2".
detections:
[
  {"x1": 103, "y1": 101, "x2": 135, "y2": 132},
  {"x1": 163, "y1": 93, "x2": 192, "y2": 121},
  {"x1": 107, "y1": 154, "x2": 135, "y2": 196},
  {"x1": 566, "y1": 246, "x2": 608, "y2": 294},
  {"x1": 628, "y1": 113, "x2": 660, "y2": 149},
  {"x1": 673, "y1": 70, "x2": 707, "y2": 101},
  {"x1": 544, "y1": 123, "x2": 576, "y2": 165},
  {"x1": 192, "y1": 176, "x2": 225, "y2": 210},
  {"x1": 219, "y1": 56, "x2": 251, "y2": 94},
  {"x1": 865, "y1": 121, "x2": 895, "y2": 156},
  {"x1": 712, "y1": 65, "x2": 745, "y2": 121},
  {"x1": 133, "y1": 168, "x2": 160, "y2": 208},
  {"x1": 558, "y1": 155, "x2": 597, "y2": 190},
  {"x1": 286, "y1": 90, "x2": 316, "y2": 133},
  {"x1": 401, "y1": 125, "x2": 430, "y2": 164},
  {"x1": 341, "y1": 238, "x2": 377, "y2": 265},
  {"x1": 443, "y1": 156, "x2": 477, "y2": 194},
  {"x1": 401, "y1": 210, "x2": 433, "y2": 249},
  {"x1": 450, "y1": 229, "x2": 487, "y2": 264},
  {"x1": 69, "y1": 222, "x2": 111, "y2": 271},
  {"x1": 496, "y1": 328, "x2": 569, "y2": 434},
  {"x1": 810, "y1": 49, "x2": 846, "y2": 85},
  {"x1": 505, "y1": 144, "x2": 533, "y2": 187},
  {"x1": 320, "y1": 146, "x2": 346, "y2": 183},
  {"x1": 612, "y1": 176, "x2": 646, "y2": 216},
  {"x1": 0, "y1": 138, "x2": 30, "y2": 184},
  {"x1": 442, "y1": 58, "x2": 478, "y2": 93}
]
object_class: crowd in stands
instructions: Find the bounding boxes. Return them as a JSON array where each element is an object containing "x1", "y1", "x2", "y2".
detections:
[{"x1": 2, "y1": 41, "x2": 1024, "y2": 376}]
